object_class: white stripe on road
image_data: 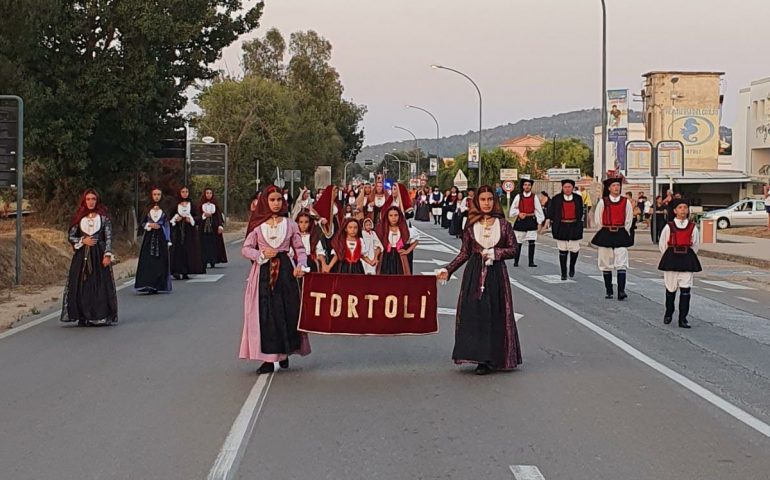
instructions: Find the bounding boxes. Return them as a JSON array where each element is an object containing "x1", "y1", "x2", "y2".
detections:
[
  {"x1": 701, "y1": 287, "x2": 724, "y2": 294},
  {"x1": 700, "y1": 280, "x2": 753, "y2": 290},
  {"x1": 0, "y1": 280, "x2": 135, "y2": 341},
  {"x1": 207, "y1": 373, "x2": 275, "y2": 480},
  {"x1": 510, "y1": 465, "x2": 546, "y2": 480},
  {"x1": 230, "y1": 238, "x2": 245, "y2": 245},
  {"x1": 439, "y1": 307, "x2": 524, "y2": 322},
  {"x1": 737, "y1": 296, "x2": 759, "y2": 304},
  {"x1": 414, "y1": 227, "x2": 770, "y2": 441},
  {"x1": 187, "y1": 274, "x2": 225, "y2": 283}
]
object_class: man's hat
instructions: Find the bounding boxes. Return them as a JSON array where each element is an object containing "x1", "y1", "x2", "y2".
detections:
[
  {"x1": 603, "y1": 177, "x2": 622, "y2": 189},
  {"x1": 519, "y1": 178, "x2": 534, "y2": 189},
  {"x1": 561, "y1": 179, "x2": 576, "y2": 186},
  {"x1": 670, "y1": 198, "x2": 689, "y2": 211}
]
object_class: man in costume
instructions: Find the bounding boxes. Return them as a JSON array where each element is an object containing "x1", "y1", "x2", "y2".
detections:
[
  {"x1": 547, "y1": 179, "x2": 584, "y2": 280},
  {"x1": 509, "y1": 178, "x2": 544, "y2": 267},
  {"x1": 591, "y1": 176, "x2": 634, "y2": 300},
  {"x1": 657, "y1": 199, "x2": 702, "y2": 328}
]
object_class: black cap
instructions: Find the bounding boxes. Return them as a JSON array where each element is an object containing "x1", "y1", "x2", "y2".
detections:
[
  {"x1": 670, "y1": 198, "x2": 689, "y2": 211},
  {"x1": 561, "y1": 179, "x2": 576, "y2": 186},
  {"x1": 519, "y1": 178, "x2": 534, "y2": 188},
  {"x1": 603, "y1": 177, "x2": 622, "y2": 189}
]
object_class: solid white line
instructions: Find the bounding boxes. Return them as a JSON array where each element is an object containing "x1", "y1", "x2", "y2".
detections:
[
  {"x1": 207, "y1": 373, "x2": 275, "y2": 480},
  {"x1": 230, "y1": 238, "x2": 245, "y2": 246},
  {"x1": 0, "y1": 281, "x2": 134, "y2": 341},
  {"x1": 701, "y1": 287, "x2": 724, "y2": 294},
  {"x1": 414, "y1": 227, "x2": 770, "y2": 440},
  {"x1": 510, "y1": 465, "x2": 546, "y2": 480},
  {"x1": 737, "y1": 296, "x2": 759, "y2": 304}
]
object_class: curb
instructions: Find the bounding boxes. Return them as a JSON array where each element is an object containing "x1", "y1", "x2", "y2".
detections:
[{"x1": 696, "y1": 249, "x2": 770, "y2": 270}]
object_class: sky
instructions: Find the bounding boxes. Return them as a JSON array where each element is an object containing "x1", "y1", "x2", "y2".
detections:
[{"x1": 213, "y1": 0, "x2": 770, "y2": 146}]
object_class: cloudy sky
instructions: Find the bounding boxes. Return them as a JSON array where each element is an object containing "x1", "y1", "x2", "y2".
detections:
[{"x1": 215, "y1": 0, "x2": 770, "y2": 145}]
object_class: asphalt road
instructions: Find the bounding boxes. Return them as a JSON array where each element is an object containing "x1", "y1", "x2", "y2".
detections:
[{"x1": 1, "y1": 222, "x2": 770, "y2": 480}]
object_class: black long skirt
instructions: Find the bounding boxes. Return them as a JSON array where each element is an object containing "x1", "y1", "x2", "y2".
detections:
[
  {"x1": 135, "y1": 229, "x2": 172, "y2": 293},
  {"x1": 379, "y1": 249, "x2": 405, "y2": 275},
  {"x1": 61, "y1": 244, "x2": 118, "y2": 326},
  {"x1": 258, "y1": 253, "x2": 302, "y2": 355},
  {"x1": 170, "y1": 223, "x2": 206, "y2": 276},
  {"x1": 415, "y1": 203, "x2": 431, "y2": 222},
  {"x1": 453, "y1": 255, "x2": 521, "y2": 369},
  {"x1": 201, "y1": 231, "x2": 228, "y2": 266},
  {"x1": 441, "y1": 206, "x2": 453, "y2": 228},
  {"x1": 448, "y1": 212, "x2": 464, "y2": 236},
  {"x1": 334, "y1": 259, "x2": 365, "y2": 274}
]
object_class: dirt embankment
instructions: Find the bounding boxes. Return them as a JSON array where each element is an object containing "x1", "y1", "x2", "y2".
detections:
[{"x1": 726, "y1": 226, "x2": 770, "y2": 239}]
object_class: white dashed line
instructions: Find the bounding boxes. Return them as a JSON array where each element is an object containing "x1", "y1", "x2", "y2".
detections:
[
  {"x1": 737, "y1": 296, "x2": 759, "y2": 304},
  {"x1": 510, "y1": 465, "x2": 547, "y2": 479}
]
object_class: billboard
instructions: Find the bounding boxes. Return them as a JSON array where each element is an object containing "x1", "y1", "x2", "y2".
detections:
[
  {"x1": 467, "y1": 143, "x2": 479, "y2": 169},
  {"x1": 607, "y1": 89, "x2": 629, "y2": 134}
]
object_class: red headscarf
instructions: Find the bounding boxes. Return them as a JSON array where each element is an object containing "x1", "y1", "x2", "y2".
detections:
[
  {"x1": 380, "y1": 182, "x2": 412, "y2": 221},
  {"x1": 376, "y1": 206, "x2": 410, "y2": 247},
  {"x1": 466, "y1": 185, "x2": 504, "y2": 227},
  {"x1": 311, "y1": 185, "x2": 342, "y2": 236},
  {"x1": 247, "y1": 185, "x2": 288, "y2": 236},
  {"x1": 71, "y1": 188, "x2": 109, "y2": 226},
  {"x1": 332, "y1": 218, "x2": 363, "y2": 263}
]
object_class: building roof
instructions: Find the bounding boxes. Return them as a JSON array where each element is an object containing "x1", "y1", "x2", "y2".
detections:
[
  {"x1": 642, "y1": 71, "x2": 725, "y2": 77},
  {"x1": 750, "y1": 77, "x2": 770, "y2": 86},
  {"x1": 499, "y1": 134, "x2": 546, "y2": 146}
]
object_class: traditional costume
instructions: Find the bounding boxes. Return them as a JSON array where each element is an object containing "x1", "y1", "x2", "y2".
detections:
[
  {"x1": 591, "y1": 177, "x2": 634, "y2": 300},
  {"x1": 368, "y1": 182, "x2": 389, "y2": 226},
  {"x1": 376, "y1": 206, "x2": 417, "y2": 275},
  {"x1": 135, "y1": 193, "x2": 172, "y2": 294},
  {"x1": 547, "y1": 179, "x2": 584, "y2": 280},
  {"x1": 240, "y1": 186, "x2": 310, "y2": 373},
  {"x1": 310, "y1": 185, "x2": 343, "y2": 271},
  {"x1": 381, "y1": 183, "x2": 414, "y2": 221},
  {"x1": 439, "y1": 186, "x2": 522, "y2": 374},
  {"x1": 441, "y1": 190, "x2": 457, "y2": 229},
  {"x1": 361, "y1": 218, "x2": 383, "y2": 275},
  {"x1": 294, "y1": 212, "x2": 319, "y2": 273},
  {"x1": 657, "y1": 200, "x2": 702, "y2": 328},
  {"x1": 326, "y1": 218, "x2": 366, "y2": 274},
  {"x1": 509, "y1": 179, "x2": 545, "y2": 267},
  {"x1": 61, "y1": 189, "x2": 118, "y2": 326},
  {"x1": 354, "y1": 184, "x2": 372, "y2": 221},
  {"x1": 199, "y1": 191, "x2": 228, "y2": 268},
  {"x1": 429, "y1": 188, "x2": 444, "y2": 225},
  {"x1": 651, "y1": 200, "x2": 668, "y2": 243},
  {"x1": 290, "y1": 188, "x2": 314, "y2": 220},
  {"x1": 170, "y1": 188, "x2": 206, "y2": 279},
  {"x1": 415, "y1": 188, "x2": 431, "y2": 221},
  {"x1": 448, "y1": 194, "x2": 467, "y2": 237}
]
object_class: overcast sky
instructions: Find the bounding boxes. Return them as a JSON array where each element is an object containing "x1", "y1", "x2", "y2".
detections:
[{"x1": 214, "y1": 0, "x2": 770, "y2": 145}]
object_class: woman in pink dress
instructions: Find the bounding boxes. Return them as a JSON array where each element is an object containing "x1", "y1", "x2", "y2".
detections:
[{"x1": 240, "y1": 186, "x2": 310, "y2": 375}]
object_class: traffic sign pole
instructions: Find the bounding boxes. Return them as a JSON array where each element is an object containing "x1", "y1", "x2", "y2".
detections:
[{"x1": 1, "y1": 95, "x2": 24, "y2": 285}]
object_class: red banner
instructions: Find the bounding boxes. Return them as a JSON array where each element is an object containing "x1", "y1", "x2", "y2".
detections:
[{"x1": 298, "y1": 273, "x2": 438, "y2": 336}]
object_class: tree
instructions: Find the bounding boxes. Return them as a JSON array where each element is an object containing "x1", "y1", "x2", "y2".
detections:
[
  {"x1": 0, "y1": 0, "x2": 263, "y2": 222},
  {"x1": 243, "y1": 27, "x2": 286, "y2": 82},
  {"x1": 528, "y1": 138, "x2": 593, "y2": 179},
  {"x1": 437, "y1": 149, "x2": 524, "y2": 191}
]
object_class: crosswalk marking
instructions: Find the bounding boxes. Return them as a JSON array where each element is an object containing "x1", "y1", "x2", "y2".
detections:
[
  {"x1": 737, "y1": 296, "x2": 759, "y2": 304},
  {"x1": 532, "y1": 274, "x2": 576, "y2": 284},
  {"x1": 700, "y1": 280, "x2": 753, "y2": 290},
  {"x1": 439, "y1": 307, "x2": 523, "y2": 322},
  {"x1": 701, "y1": 287, "x2": 724, "y2": 294},
  {"x1": 510, "y1": 465, "x2": 546, "y2": 479},
  {"x1": 416, "y1": 242, "x2": 457, "y2": 254},
  {"x1": 187, "y1": 274, "x2": 224, "y2": 283}
]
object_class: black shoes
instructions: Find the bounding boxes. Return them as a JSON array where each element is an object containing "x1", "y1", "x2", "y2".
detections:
[
  {"x1": 678, "y1": 318, "x2": 691, "y2": 329},
  {"x1": 279, "y1": 359, "x2": 289, "y2": 369},
  {"x1": 603, "y1": 272, "x2": 613, "y2": 299},
  {"x1": 527, "y1": 241, "x2": 537, "y2": 267},
  {"x1": 664, "y1": 315, "x2": 673, "y2": 325},
  {"x1": 568, "y1": 251, "x2": 578, "y2": 278},
  {"x1": 256, "y1": 362, "x2": 275, "y2": 375},
  {"x1": 475, "y1": 364, "x2": 493, "y2": 375},
  {"x1": 617, "y1": 291, "x2": 628, "y2": 301}
]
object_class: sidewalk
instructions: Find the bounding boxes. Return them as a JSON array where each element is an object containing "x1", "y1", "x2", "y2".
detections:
[{"x1": 578, "y1": 227, "x2": 770, "y2": 270}]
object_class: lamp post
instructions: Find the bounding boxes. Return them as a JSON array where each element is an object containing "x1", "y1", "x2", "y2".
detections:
[
  {"x1": 406, "y1": 104, "x2": 440, "y2": 174},
  {"x1": 600, "y1": 0, "x2": 608, "y2": 180},
  {"x1": 343, "y1": 161, "x2": 355, "y2": 187},
  {"x1": 393, "y1": 125, "x2": 418, "y2": 184},
  {"x1": 432, "y1": 64, "x2": 482, "y2": 188},
  {"x1": 385, "y1": 153, "x2": 409, "y2": 182}
]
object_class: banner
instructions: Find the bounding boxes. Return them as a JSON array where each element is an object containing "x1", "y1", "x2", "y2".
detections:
[
  {"x1": 468, "y1": 143, "x2": 479, "y2": 169},
  {"x1": 298, "y1": 273, "x2": 439, "y2": 336},
  {"x1": 607, "y1": 89, "x2": 629, "y2": 135},
  {"x1": 429, "y1": 157, "x2": 438, "y2": 176}
]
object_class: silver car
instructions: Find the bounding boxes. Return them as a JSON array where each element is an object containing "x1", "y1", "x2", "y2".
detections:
[{"x1": 703, "y1": 199, "x2": 769, "y2": 229}]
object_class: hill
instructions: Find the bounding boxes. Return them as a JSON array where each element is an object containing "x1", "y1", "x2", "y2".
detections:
[{"x1": 358, "y1": 109, "x2": 641, "y2": 161}]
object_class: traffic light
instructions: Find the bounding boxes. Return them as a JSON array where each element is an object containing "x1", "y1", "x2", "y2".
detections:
[{"x1": 0, "y1": 102, "x2": 19, "y2": 188}]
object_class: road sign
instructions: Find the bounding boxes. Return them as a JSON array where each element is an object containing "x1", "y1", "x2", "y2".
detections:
[
  {"x1": 283, "y1": 169, "x2": 301, "y2": 182},
  {"x1": 502, "y1": 180, "x2": 515, "y2": 193},
  {"x1": 656, "y1": 140, "x2": 685, "y2": 177},
  {"x1": 0, "y1": 102, "x2": 19, "y2": 188},
  {"x1": 625, "y1": 140, "x2": 654, "y2": 178},
  {"x1": 500, "y1": 168, "x2": 518, "y2": 181},
  {"x1": 190, "y1": 143, "x2": 226, "y2": 163},
  {"x1": 410, "y1": 162, "x2": 417, "y2": 175},
  {"x1": 189, "y1": 160, "x2": 225, "y2": 175},
  {"x1": 546, "y1": 167, "x2": 580, "y2": 181},
  {"x1": 363, "y1": 159, "x2": 373, "y2": 167},
  {"x1": 201, "y1": 136, "x2": 215, "y2": 144},
  {"x1": 453, "y1": 169, "x2": 468, "y2": 190}
]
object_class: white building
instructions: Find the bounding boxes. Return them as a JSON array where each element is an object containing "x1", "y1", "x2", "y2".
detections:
[
  {"x1": 731, "y1": 77, "x2": 770, "y2": 197},
  {"x1": 593, "y1": 122, "x2": 646, "y2": 180}
]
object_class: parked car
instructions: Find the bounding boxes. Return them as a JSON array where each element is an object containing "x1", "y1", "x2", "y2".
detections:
[{"x1": 702, "y1": 199, "x2": 769, "y2": 229}]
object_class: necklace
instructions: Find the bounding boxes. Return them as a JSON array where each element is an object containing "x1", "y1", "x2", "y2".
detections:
[
  {"x1": 266, "y1": 217, "x2": 281, "y2": 240},
  {"x1": 481, "y1": 217, "x2": 495, "y2": 239}
]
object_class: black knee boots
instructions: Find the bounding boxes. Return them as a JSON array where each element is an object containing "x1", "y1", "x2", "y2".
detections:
[
  {"x1": 559, "y1": 251, "x2": 568, "y2": 280},
  {"x1": 528, "y1": 240, "x2": 537, "y2": 267},
  {"x1": 603, "y1": 271, "x2": 613, "y2": 299},
  {"x1": 568, "y1": 251, "x2": 578, "y2": 278},
  {"x1": 514, "y1": 244, "x2": 521, "y2": 267},
  {"x1": 678, "y1": 287, "x2": 691, "y2": 328},
  {"x1": 617, "y1": 270, "x2": 627, "y2": 300},
  {"x1": 664, "y1": 290, "x2": 676, "y2": 324}
]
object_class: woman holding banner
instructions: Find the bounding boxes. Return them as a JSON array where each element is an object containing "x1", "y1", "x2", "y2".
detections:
[
  {"x1": 437, "y1": 186, "x2": 522, "y2": 375},
  {"x1": 240, "y1": 186, "x2": 310, "y2": 375}
]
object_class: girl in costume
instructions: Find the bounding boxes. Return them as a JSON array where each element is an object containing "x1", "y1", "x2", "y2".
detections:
[
  {"x1": 135, "y1": 187, "x2": 172, "y2": 294},
  {"x1": 294, "y1": 211, "x2": 319, "y2": 273},
  {"x1": 368, "y1": 180, "x2": 389, "y2": 226},
  {"x1": 415, "y1": 186, "x2": 431, "y2": 221},
  {"x1": 376, "y1": 206, "x2": 418, "y2": 275},
  {"x1": 170, "y1": 186, "x2": 205, "y2": 279},
  {"x1": 320, "y1": 218, "x2": 366, "y2": 274},
  {"x1": 361, "y1": 217, "x2": 383, "y2": 275},
  {"x1": 199, "y1": 187, "x2": 228, "y2": 269},
  {"x1": 449, "y1": 191, "x2": 466, "y2": 238}
]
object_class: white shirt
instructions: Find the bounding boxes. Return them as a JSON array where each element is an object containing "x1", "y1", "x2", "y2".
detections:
[
  {"x1": 509, "y1": 191, "x2": 545, "y2": 223},
  {"x1": 80, "y1": 215, "x2": 101, "y2": 236},
  {"x1": 594, "y1": 195, "x2": 634, "y2": 233},
  {"x1": 361, "y1": 230, "x2": 383, "y2": 259},
  {"x1": 473, "y1": 219, "x2": 501, "y2": 265},
  {"x1": 149, "y1": 207, "x2": 163, "y2": 223},
  {"x1": 260, "y1": 219, "x2": 287, "y2": 249}
]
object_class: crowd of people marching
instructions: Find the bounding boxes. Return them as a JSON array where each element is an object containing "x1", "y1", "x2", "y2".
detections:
[{"x1": 60, "y1": 172, "x2": 704, "y2": 376}]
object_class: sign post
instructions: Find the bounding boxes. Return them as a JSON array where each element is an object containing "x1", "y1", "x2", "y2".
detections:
[
  {"x1": 453, "y1": 170, "x2": 468, "y2": 191},
  {"x1": 546, "y1": 167, "x2": 580, "y2": 181},
  {"x1": 0, "y1": 95, "x2": 24, "y2": 285},
  {"x1": 190, "y1": 142, "x2": 228, "y2": 221}
]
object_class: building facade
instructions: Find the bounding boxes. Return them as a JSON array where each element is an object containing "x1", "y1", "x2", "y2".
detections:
[
  {"x1": 732, "y1": 77, "x2": 770, "y2": 196},
  {"x1": 499, "y1": 134, "x2": 545, "y2": 163}
]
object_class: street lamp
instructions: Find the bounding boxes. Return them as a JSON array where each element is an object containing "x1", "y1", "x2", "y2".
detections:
[
  {"x1": 406, "y1": 104, "x2": 440, "y2": 174},
  {"x1": 393, "y1": 125, "x2": 419, "y2": 183},
  {"x1": 600, "y1": 0, "x2": 608, "y2": 180},
  {"x1": 384, "y1": 153, "x2": 409, "y2": 182},
  {"x1": 343, "y1": 160, "x2": 355, "y2": 187},
  {"x1": 432, "y1": 64, "x2": 482, "y2": 188}
]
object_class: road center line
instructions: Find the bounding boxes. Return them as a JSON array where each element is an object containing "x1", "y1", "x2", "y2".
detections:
[
  {"x1": 207, "y1": 372, "x2": 275, "y2": 480},
  {"x1": 510, "y1": 465, "x2": 546, "y2": 479},
  {"x1": 414, "y1": 227, "x2": 770, "y2": 440}
]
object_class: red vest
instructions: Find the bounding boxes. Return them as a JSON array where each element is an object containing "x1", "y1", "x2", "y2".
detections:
[
  {"x1": 519, "y1": 194, "x2": 535, "y2": 214},
  {"x1": 344, "y1": 239, "x2": 363, "y2": 263},
  {"x1": 602, "y1": 197, "x2": 627, "y2": 227},
  {"x1": 668, "y1": 221, "x2": 694, "y2": 248},
  {"x1": 561, "y1": 200, "x2": 577, "y2": 221}
]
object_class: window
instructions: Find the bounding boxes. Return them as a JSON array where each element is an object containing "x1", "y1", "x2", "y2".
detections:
[
  {"x1": 755, "y1": 201, "x2": 765, "y2": 212},
  {"x1": 738, "y1": 202, "x2": 752, "y2": 211},
  {"x1": 756, "y1": 101, "x2": 762, "y2": 122}
]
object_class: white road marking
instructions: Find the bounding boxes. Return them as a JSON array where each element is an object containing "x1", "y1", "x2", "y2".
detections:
[
  {"x1": 533, "y1": 274, "x2": 576, "y2": 284},
  {"x1": 0, "y1": 280, "x2": 134, "y2": 341},
  {"x1": 187, "y1": 274, "x2": 225, "y2": 283},
  {"x1": 421, "y1": 272, "x2": 458, "y2": 280},
  {"x1": 587, "y1": 275, "x2": 637, "y2": 286},
  {"x1": 737, "y1": 296, "x2": 759, "y2": 304},
  {"x1": 510, "y1": 465, "x2": 546, "y2": 480},
  {"x1": 700, "y1": 280, "x2": 754, "y2": 291},
  {"x1": 701, "y1": 287, "x2": 724, "y2": 294},
  {"x1": 230, "y1": 238, "x2": 245, "y2": 245},
  {"x1": 413, "y1": 259, "x2": 446, "y2": 266},
  {"x1": 439, "y1": 307, "x2": 523, "y2": 322},
  {"x1": 414, "y1": 227, "x2": 770, "y2": 441},
  {"x1": 416, "y1": 243, "x2": 457, "y2": 254},
  {"x1": 207, "y1": 373, "x2": 274, "y2": 480}
]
